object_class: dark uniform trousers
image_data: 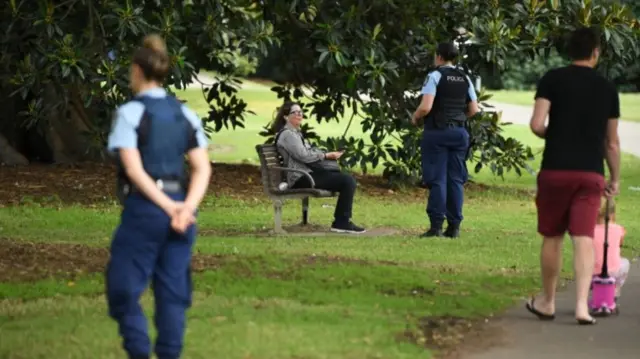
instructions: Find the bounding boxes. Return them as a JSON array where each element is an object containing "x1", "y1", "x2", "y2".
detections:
[
  {"x1": 107, "y1": 94, "x2": 199, "y2": 359},
  {"x1": 421, "y1": 66, "x2": 471, "y2": 230},
  {"x1": 106, "y1": 192, "x2": 195, "y2": 359},
  {"x1": 421, "y1": 125, "x2": 469, "y2": 228}
]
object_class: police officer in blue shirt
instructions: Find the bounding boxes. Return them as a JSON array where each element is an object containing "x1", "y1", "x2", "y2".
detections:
[
  {"x1": 105, "y1": 34, "x2": 212, "y2": 359},
  {"x1": 411, "y1": 42, "x2": 479, "y2": 238}
]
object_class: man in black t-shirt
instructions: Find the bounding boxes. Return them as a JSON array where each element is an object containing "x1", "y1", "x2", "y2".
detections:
[{"x1": 525, "y1": 27, "x2": 621, "y2": 326}]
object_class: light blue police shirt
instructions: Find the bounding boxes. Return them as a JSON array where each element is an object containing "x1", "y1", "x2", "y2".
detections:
[
  {"x1": 107, "y1": 87, "x2": 209, "y2": 154},
  {"x1": 421, "y1": 65, "x2": 478, "y2": 101}
]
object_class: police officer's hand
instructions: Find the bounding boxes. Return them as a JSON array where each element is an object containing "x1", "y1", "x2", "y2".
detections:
[
  {"x1": 325, "y1": 151, "x2": 344, "y2": 160},
  {"x1": 171, "y1": 203, "x2": 196, "y2": 234},
  {"x1": 411, "y1": 115, "x2": 422, "y2": 126},
  {"x1": 162, "y1": 201, "x2": 181, "y2": 218}
]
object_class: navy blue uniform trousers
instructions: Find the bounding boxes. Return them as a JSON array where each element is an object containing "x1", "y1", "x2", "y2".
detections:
[
  {"x1": 106, "y1": 192, "x2": 195, "y2": 359},
  {"x1": 421, "y1": 126, "x2": 469, "y2": 228}
]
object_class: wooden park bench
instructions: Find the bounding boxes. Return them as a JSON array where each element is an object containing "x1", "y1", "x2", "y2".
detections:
[{"x1": 255, "y1": 144, "x2": 336, "y2": 233}]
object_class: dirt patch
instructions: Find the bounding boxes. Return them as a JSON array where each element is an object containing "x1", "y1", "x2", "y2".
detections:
[
  {"x1": 0, "y1": 238, "x2": 111, "y2": 282},
  {"x1": 199, "y1": 224, "x2": 406, "y2": 237},
  {"x1": 301, "y1": 254, "x2": 398, "y2": 267},
  {"x1": 0, "y1": 162, "x2": 521, "y2": 207},
  {"x1": 198, "y1": 223, "x2": 332, "y2": 237},
  {"x1": 0, "y1": 238, "x2": 406, "y2": 283},
  {"x1": 398, "y1": 315, "x2": 506, "y2": 359},
  {"x1": 260, "y1": 225, "x2": 404, "y2": 237},
  {"x1": 0, "y1": 238, "x2": 231, "y2": 283}
]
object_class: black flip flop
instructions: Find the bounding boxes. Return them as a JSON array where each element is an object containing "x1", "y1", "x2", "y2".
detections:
[
  {"x1": 577, "y1": 317, "x2": 597, "y2": 325},
  {"x1": 525, "y1": 298, "x2": 555, "y2": 321}
]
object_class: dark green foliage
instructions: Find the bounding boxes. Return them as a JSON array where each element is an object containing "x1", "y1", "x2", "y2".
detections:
[
  {"x1": 1, "y1": 0, "x2": 638, "y2": 185},
  {"x1": 255, "y1": 0, "x2": 639, "y2": 184}
]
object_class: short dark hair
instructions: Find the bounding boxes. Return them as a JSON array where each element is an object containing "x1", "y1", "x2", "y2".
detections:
[
  {"x1": 566, "y1": 27, "x2": 600, "y2": 61},
  {"x1": 436, "y1": 42, "x2": 459, "y2": 62}
]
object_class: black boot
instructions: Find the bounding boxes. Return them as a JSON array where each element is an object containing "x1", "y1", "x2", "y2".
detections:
[
  {"x1": 420, "y1": 227, "x2": 443, "y2": 238},
  {"x1": 443, "y1": 224, "x2": 460, "y2": 238}
]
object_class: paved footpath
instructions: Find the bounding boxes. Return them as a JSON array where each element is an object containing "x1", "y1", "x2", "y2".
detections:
[
  {"x1": 464, "y1": 259, "x2": 640, "y2": 359},
  {"x1": 489, "y1": 102, "x2": 640, "y2": 157}
]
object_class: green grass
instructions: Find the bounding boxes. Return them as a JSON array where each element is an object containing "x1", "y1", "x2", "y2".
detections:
[
  {"x1": 488, "y1": 90, "x2": 640, "y2": 122},
  {"x1": 2, "y1": 149, "x2": 640, "y2": 358},
  {"x1": 1, "y1": 80, "x2": 640, "y2": 358}
]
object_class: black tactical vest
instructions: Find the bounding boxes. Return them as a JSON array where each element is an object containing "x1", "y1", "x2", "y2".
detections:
[{"x1": 425, "y1": 66, "x2": 470, "y2": 130}]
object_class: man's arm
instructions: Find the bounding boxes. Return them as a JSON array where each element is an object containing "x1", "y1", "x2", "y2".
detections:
[
  {"x1": 529, "y1": 98, "x2": 550, "y2": 139},
  {"x1": 605, "y1": 88, "x2": 621, "y2": 195},
  {"x1": 412, "y1": 71, "x2": 440, "y2": 125},
  {"x1": 530, "y1": 73, "x2": 552, "y2": 138},
  {"x1": 605, "y1": 118, "x2": 620, "y2": 184}
]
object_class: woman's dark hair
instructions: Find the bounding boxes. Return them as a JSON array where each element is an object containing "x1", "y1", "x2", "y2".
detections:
[
  {"x1": 132, "y1": 34, "x2": 170, "y2": 83},
  {"x1": 436, "y1": 42, "x2": 459, "y2": 62},
  {"x1": 271, "y1": 101, "x2": 299, "y2": 134},
  {"x1": 567, "y1": 27, "x2": 600, "y2": 61}
]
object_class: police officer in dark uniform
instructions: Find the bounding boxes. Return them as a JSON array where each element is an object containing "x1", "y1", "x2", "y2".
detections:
[
  {"x1": 106, "y1": 34, "x2": 211, "y2": 359},
  {"x1": 411, "y1": 42, "x2": 479, "y2": 238}
]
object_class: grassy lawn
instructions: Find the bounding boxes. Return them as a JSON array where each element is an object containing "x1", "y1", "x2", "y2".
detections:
[
  {"x1": 2, "y1": 154, "x2": 640, "y2": 359},
  {"x1": 1, "y1": 80, "x2": 640, "y2": 358},
  {"x1": 488, "y1": 90, "x2": 640, "y2": 122},
  {"x1": 2, "y1": 156, "x2": 640, "y2": 359}
]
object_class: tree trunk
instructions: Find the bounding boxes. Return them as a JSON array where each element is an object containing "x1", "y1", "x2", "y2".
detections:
[
  {"x1": 1, "y1": 82, "x2": 106, "y2": 164},
  {"x1": 0, "y1": 132, "x2": 29, "y2": 165},
  {"x1": 41, "y1": 83, "x2": 102, "y2": 163}
]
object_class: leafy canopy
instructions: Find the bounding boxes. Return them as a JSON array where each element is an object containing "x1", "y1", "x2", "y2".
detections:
[{"x1": 1, "y1": 0, "x2": 638, "y2": 183}]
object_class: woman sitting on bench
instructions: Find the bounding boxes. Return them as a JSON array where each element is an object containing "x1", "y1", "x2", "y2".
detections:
[{"x1": 271, "y1": 101, "x2": 366, "y2": 234}]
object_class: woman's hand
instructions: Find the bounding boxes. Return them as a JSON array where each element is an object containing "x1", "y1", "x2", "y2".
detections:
[
  {"x1": 162, "y1": 200, "x2": 181, "y2": 218},
  {"x1": 171, "y1": 203, "x2": 196, "y2": 234},
  {"x1": 324, "y1": 151, "x2": 344, "y2": 160},
  {"x1": 162, "y1": 201, "x2": 196, "y2": 234}
]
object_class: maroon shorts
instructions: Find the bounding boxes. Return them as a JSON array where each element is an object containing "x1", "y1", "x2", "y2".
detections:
[{"x1": 535, "y1": 170, "x2": 605, "y2": 238}]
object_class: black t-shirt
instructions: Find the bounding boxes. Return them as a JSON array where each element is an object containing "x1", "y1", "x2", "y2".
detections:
[{"x1": 535, "y1": 65, "x2": 620, "y2": 175}]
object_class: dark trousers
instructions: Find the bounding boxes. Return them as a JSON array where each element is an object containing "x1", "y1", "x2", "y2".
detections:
[
  {"x1": 292, "y1": 171, "x2": 357, "y2": 225},
  {"x1": 105, "y1": 193, "x2": 196, "y2": 359},
  {"x1": 421, "y1": 126, "x2": 469, "y2": 228}
]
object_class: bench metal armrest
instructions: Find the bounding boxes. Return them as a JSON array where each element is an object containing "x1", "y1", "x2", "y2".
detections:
[{"x1": 271, "y1": 166, "x2": 316, "y2": 188}]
